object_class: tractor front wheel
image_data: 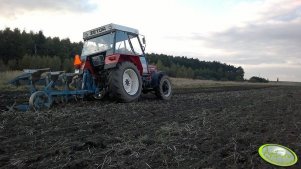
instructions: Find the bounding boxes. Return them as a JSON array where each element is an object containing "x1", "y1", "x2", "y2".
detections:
[
  {"x1": 156, "y1": 75, "x2": 172, "y2": 100},
  {"x1": 108, "y1": 62, "x2": 142, "y2": 102}
]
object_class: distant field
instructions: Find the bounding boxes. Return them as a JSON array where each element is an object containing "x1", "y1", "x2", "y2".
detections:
[
  {"x1": 0, "y1": 71, "x2": 22, "y2": 83},
  {"x1": 0, "y1": 71, "x2": 300, "y2": 91},
  {"x1": 171, "y1": 77, "x2": 301, "y2": 89},
  {"x1": 0, "y1": 71, "x2": 23, "y2": 90}
]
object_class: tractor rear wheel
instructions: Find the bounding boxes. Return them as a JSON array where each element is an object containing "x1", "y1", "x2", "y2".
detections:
[
  {"x1": 156, "y1": 75, "x2": 172, "y2": 100},
  {"x1": 108, "y1": 62, "x2": 142, "y2": 102}
]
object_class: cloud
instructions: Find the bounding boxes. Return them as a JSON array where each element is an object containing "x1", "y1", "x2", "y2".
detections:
[
  {"x1": 161, "y1": 0, "x2": 301, "y2": 81},
  {"x1": 257, "y1": 0, "x2": 301, "y2": 21},
  {"x1": 0, "y1": 0, "x2": 97, "y2": 17},
  {"x1": 192, "y1": 0, "x2": 301, "y2": 67},
  {"x1": 204, "y1": 21, "x2": 301, "y2": 64}
]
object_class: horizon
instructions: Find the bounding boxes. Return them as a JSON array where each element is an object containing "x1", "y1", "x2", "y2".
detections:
[{"x1": 0, "y1": 0, "x2": 300, "y2": 82}]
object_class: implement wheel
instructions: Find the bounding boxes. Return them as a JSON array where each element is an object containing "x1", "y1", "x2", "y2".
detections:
[{"x1": 29, "y1": 91, "x2": 52, "y2": 110}]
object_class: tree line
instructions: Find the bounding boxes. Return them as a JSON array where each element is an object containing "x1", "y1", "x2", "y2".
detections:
[
  {"x1": 0, "y1": 28, "x2": 82, "y2": 72},
  {"x1": 147, "y1": 53, "x2": 244, "y2": 81},
  {"x1": 0, "y1": 28, "x2": 244, "y2": 81}
]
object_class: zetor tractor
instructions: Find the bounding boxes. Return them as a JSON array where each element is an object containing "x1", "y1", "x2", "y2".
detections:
[{"x1": 74, "y1": 23, "x2": 172, "y2": 102}]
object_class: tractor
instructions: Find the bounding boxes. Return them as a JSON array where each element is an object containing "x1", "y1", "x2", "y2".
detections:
[
  {"x1": 76, "y1": 23, "x2": 172, "y2": 102},
  {"x1": 9, "y1": 23, "x2": 172, "y2": 110}
]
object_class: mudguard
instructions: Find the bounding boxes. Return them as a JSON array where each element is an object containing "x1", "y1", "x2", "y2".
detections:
[{"x1": 104, "y1": 54, "x2": 144, "y2": 75}]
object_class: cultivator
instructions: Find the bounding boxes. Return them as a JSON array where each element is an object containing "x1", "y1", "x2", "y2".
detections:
[
  {"x1": 9, "y1": 68, "x2": 99, "y2": 111},
  {"x1": 8, "y1": 23, "x2": 173, "y2": 111}
]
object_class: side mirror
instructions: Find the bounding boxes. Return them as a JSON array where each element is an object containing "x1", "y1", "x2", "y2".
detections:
[{"x1": 142, "y1": 37, "x2": 146, "y2": 45}]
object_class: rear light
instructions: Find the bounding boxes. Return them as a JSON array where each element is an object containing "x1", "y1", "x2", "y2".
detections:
[
  {"x1": 109, "y1": 56, "x2": 117, "y2": 61},
  {"x1": 105, "y1": 55, "x2": 120, "y2": 64}
]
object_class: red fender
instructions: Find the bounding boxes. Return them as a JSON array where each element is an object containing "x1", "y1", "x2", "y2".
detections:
[{"x1": 105, "y1": 54, "x2": 143, "y2": 75}]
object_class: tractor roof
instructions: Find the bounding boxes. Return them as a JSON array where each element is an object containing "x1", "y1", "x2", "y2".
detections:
[{"x1": 83, "y1": 23, "x2": 139, "y2": 40}]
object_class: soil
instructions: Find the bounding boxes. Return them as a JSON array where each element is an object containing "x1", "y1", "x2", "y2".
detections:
[{"x1": 0, "y1": 85, "x2": 301, "y2": 169}]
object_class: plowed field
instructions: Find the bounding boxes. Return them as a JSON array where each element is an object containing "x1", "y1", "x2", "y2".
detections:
[{"x1": 0, "y1": 85, "x2": 301, "y2": 168}]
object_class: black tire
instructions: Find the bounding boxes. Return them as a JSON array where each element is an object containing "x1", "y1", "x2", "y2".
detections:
[
  {"x1": 108, "y1": 62, "x2": 142, "y2": 102},
  {"x1": 156, "y1": 75, "x2": 172, "y2": 100},
  {"x1": 92, "y1": 88, "x2": 106, "y2": 100}
]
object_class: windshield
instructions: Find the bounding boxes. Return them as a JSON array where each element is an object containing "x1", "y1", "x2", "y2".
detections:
[
  {"x1": 81, "y1": 33, "x2": 114, "y2": 57},
  {"x1": 115, "y1": 31, "x2": 143, "y2": 55}
]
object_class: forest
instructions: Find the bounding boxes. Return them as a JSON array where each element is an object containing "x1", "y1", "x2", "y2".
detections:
[
  {"x1": 0, "y1": 28, "x2": 244, "y2": 81},
  {"x1": 0, "y1": 28, "x2": 82, "y2": 72},
  {"x1": 147, "y1": 53, "x2": 244, "y2": 81}
]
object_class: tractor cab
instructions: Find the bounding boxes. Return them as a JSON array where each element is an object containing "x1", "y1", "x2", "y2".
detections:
[{"x1": 79, "y1": 23, "x2": 148, "y2": 75}]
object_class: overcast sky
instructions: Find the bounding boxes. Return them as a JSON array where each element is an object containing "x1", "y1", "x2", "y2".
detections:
[{"x1": 0, "y1": 0, "x2": 300, "y2": 81}]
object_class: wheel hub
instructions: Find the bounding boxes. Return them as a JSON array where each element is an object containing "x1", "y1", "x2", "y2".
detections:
[
  {"x1": 125, "y1": 79, "x2": 130, "y2": 86},
  {"x1": 123, "y1": 69, "x2": 139, "y2": 95}
]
